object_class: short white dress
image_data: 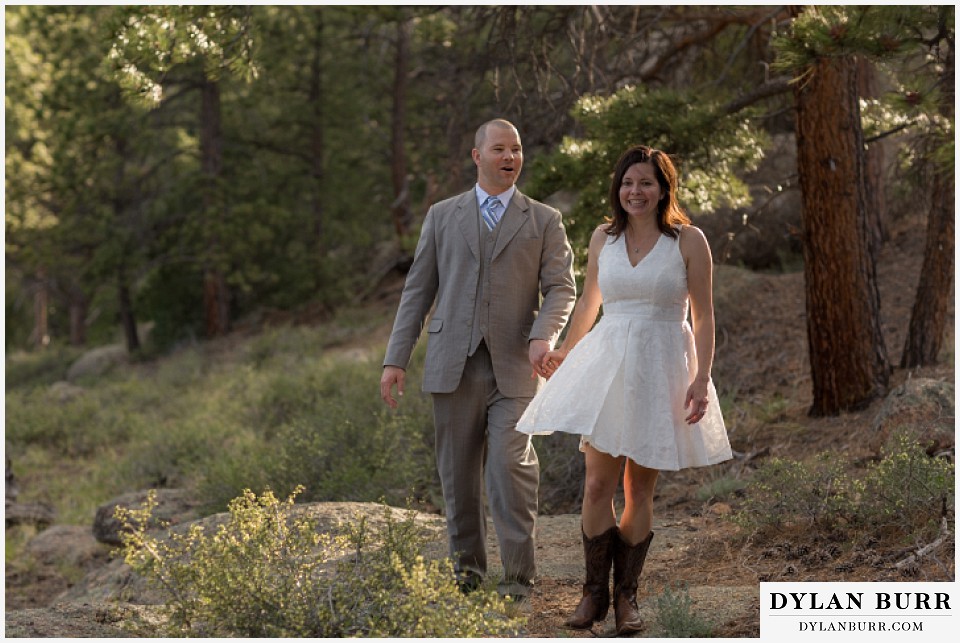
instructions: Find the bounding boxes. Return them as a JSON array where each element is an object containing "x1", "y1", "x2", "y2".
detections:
[{"x1": 516, "y1": 229, "x2": 732, "y2": 471}]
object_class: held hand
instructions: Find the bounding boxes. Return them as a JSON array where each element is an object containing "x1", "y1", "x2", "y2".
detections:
[
  {"x1": 380, "y1": 366, "x2": 406, "y2": 409},
  {"x1": 528, "y1": 339, "x2": 552, "y2": 380},
  {"x1": 540, "y1": 349, "x2": 567, "y2": 379},
  {"x1": 684, "y1": 378, "x2": 710, "y2": 424}
]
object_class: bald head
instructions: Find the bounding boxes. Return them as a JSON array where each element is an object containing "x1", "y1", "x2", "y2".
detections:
[{"x1": 475, "y1": 119, "x2": 519, "y2": 149}]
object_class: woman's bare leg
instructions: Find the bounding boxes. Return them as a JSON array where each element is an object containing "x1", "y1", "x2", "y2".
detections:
[
  {"x1": 580, "y1": 443, "x2": 624, "y2": 537},
  {"x1": 618, "y1": 459, "x2": 659, "y2": 544}
]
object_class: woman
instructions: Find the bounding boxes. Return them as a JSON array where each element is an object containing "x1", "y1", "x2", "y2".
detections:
[{"x1": 516, "y1": 145, "x2": 732, "y2": 634}]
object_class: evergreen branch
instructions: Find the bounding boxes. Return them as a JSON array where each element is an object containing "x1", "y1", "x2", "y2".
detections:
[
  {"x1": 711, "y1": 6, "x2": 790, "y2": 87},
  {"x1": 722, "y1": 78, "x2": 793, "y2": 114},
  {"x1": 864, "y1": 121, "x2": 915, "y2": 144}
]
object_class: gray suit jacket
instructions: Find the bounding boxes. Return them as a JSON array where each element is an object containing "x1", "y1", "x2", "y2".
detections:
[{"x1": 384, "y1": 188, "x2": 576, "y2": 398}]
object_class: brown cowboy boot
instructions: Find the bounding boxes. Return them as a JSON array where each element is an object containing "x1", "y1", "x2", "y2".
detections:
[
  {"x1": 565, "y1": 525, "x2": 617, "y2": 629},
  {"x1": 612, "y1": 529, "x2": 654, "y2": 635}
]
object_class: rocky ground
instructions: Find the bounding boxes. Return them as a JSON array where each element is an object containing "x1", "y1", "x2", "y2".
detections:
[
  {"x1": 5, "y1": 480, "x2": 952, "y2": 638},
  {"x1": 5, "y1": 215, "x2": 954, "y2": 637},
  {"x1": 4, "y1": 503, "x2": 754, "y2": 638}
]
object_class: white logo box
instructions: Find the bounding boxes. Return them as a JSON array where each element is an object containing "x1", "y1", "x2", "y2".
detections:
[{"x1": 760, "y1": 582, "x2": 956, "y2": 640}]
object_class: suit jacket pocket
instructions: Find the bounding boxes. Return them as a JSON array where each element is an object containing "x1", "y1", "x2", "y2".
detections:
[{"x1": 428, "y1": 318, "x2": 443, "y2": 333}]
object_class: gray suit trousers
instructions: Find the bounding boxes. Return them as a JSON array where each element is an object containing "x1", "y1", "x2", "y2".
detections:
[{"x1": 432, "y1": 341, "x2": 539, "y2": 596}]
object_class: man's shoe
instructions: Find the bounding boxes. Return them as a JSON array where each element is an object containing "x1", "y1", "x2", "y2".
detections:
[
  {"x1": 456, "y1": 571, "x2": 482, "y2": 594},
  {"x1": 498, "y1": 578, "x2": 533, "y2": 603},
  {"x1": 503, "y1": 592, "x2": 532, "y2": 615}
]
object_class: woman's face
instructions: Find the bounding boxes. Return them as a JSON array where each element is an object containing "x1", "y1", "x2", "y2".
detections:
[{"x1": 619, "y1": 162, "x2": 662, "y2": 220}]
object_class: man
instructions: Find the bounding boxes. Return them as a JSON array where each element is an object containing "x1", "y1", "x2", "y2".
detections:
[{"x1": 380, "y1": 118, "x2": 576, "y2": 601}]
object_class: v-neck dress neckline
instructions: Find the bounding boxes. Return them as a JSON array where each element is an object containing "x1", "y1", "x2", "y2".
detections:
[{"x1": 623, "y1": 231, "x2": 662, "y2": 268}]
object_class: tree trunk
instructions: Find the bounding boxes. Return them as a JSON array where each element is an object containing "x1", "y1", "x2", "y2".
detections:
[
  {"x1": 32, "y1": 268, "x2": 49, "y2": 348},
  {"x1": 901, "y1": 38, "x2": 955, "y2": 368},
  {"x1": 857, "y1": 56, "x2": 887, "y2": 256},
  {"x1": 200, "y1": 76, "x2": 230, "y2": 337},
  {"x1": 118, "y1": 268, "x2": 140, "y2": 353},
  {"x1": 794, "y1": 54, "x2": 890, "y2": 416},
  {"x1": 68, "y1": 289, "x2": 87, "y2": 346},
  {"x1": 390, "y1": 17, "x2": 412, "y2": 239},
  {"x1": 310, "y1": 8, "x2": 325, "y2": 252}
]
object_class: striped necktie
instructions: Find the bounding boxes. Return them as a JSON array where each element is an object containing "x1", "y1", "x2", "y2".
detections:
[{"x1": 481, "y1": 195, "x2": 503, "y2": 231}]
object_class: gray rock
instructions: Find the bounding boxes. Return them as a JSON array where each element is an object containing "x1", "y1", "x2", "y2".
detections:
[
  {"x1": 55, "y1": 555, "x2": 166, "y2": 606},
  {"x1": 4, "y1": 602, "x2": 164, "y2": 638},
  {"x1": 48, "y1": 380, "x2": 86, "y2": 403},
  {"x1": 66, "y1": 344, "x2": 128, "y2": 382},
  {"x1": 871, "y1": 377, "x2": 955, "y2": 455},
  {"x1": 26, "y1": 525, "x2": 111, "y2": 570},
  {"x1": 93, "y1": 489, "x2": 201, "y2": 546}
]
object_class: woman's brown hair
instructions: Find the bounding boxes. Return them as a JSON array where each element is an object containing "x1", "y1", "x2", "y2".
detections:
[{"x1": 605, "y1": 145, "x2": 690, "y2": 239}]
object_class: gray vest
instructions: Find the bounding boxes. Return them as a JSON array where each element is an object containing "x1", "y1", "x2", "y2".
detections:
[{"x1": 468, "y1": 214, "x2": 504, "y2": 355}]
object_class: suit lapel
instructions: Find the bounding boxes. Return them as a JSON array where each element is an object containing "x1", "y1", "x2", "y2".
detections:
[
  {"x1": 491, "y1": 191, "x2": 529, "y2": 261},
  {"x1": 455, "y1": 191, "x2": 481, "y2": 261}
]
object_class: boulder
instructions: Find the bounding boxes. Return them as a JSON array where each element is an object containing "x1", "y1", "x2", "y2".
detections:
[
  {"x1": 871, "y1": 378, "x2": 955, "y2": 455},
  {"x1": 6, "y1": 456, "x2": 19, "y2": 501},
  {"x1": 63, "y1": 501, "x2": 443, "y2": 606},
  {"x1": 93, "y1": 489, "x2": 201, "y2": 546},
  {"x1": 48, "y1": 381, "x2": 86, "y2": 403},
  {"x1": 6, "y1": 457, "x2": 56, "y2": 528},
  {"x1": 6, "y1": 501, "x2": 57, "y2": 529},
  {"x1": 26, "y1": 525, "x2": 111, "y2": 571},
  {"x1": 66, "y1": 345, "x2": 128, "y2": 382},
  {"x1": 4, "y1": 602, "x2": 163, "y2": 638},
  {"x1": 55, "y1": 555, "x2": 166, "y2": 606}
]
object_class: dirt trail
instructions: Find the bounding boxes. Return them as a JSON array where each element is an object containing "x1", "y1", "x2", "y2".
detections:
[{"x1": 502, "y1": 512, "x2": 759, "y2": 637}]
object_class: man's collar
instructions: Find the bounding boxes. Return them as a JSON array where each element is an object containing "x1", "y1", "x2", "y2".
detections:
[{"x1": 475, "y1": 184, "x2": 516, "y2": 206}]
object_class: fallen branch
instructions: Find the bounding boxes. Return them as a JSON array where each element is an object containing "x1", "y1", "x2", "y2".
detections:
[
  {"x1": 733, "y1": 446, "x2": 771, "y2": 466},
  {"x1": 894, "y1": 516, "x2": 951, "y2": 569}
]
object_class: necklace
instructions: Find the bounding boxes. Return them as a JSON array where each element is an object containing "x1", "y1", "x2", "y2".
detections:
[{"x1": 627, "y1": 229, "x2": 655, "y2": 253}]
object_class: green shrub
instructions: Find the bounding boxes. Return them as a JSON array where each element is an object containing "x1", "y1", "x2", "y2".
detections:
[
  {"x1": 652, "y1": 582, "x2": 714, "y2": 638},
  {"x1": 118, "y1": 417, "x2": 235, "y2": 491},
  {"x1": 194, "y1": 436, "x2": 279, "y2": 514},
  {"x1": 200, "y1": 353, "x2": 436, "y2": 511},
  {"x1": 5, "y1": 387, "x2": 147, "y2": 457},
  {"x1": 5, "y1": 318, "x2": 444, "y2": 528},
  {"x1": 250, "y1": 372, "x2": 322, "y2": 433},
  {"x1": 276, "y1": 410, "x2": 432, "y2": 502},
  {"x1": 735, "y1": 452, "x2": 854, "y2": 531},
  {"x1": 856, "y1": 431, "x2": 954, "y2": 539},
  {"x1": 734, "y1": 430, "x2": 955, "y2": 544},
  {"x1": 5, "y1": 346, "x2": 81, "y2": 391},
  {"x1": 241, "y1": 325, "x2": 330, "y2": 371},
  {"x1": 118, "y1": 489, "x2": 522, "y2": 637}
]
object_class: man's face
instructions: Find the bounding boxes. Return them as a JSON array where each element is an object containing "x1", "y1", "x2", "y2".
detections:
[{"x1": 472, "y1": 125, "x2": 523, "y2": 195}]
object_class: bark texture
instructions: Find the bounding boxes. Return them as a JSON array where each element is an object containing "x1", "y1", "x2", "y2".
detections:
[
  {"x1": 794, "y1": 55, "x2": 890, "y2": 415},
  {"x1": 901, "y1": 39, "x2": 955, "y2": 368}
]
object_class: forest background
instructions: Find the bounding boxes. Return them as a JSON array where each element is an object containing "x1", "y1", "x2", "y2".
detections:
[{"x1": 3, "y1": 5, "x2": 955, "y2": 636}]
